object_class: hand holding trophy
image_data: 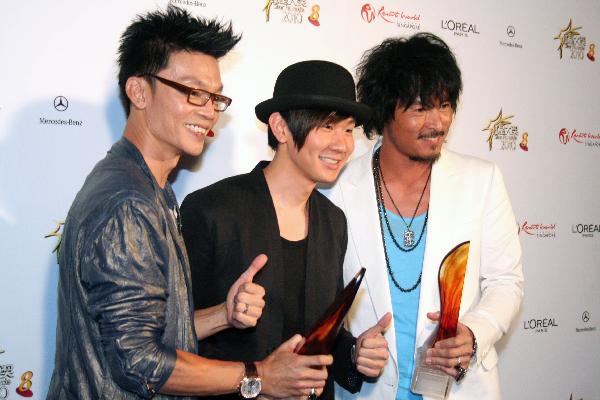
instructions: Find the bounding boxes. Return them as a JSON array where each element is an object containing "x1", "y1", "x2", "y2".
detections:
[{"x1": 411, "y1": 241, "x2": 470, "y2": 399}]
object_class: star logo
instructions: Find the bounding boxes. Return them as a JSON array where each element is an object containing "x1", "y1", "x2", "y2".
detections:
[
  {"x1": 262, "y1": 0, "x2": 273, "y2": 22},
  {"x1": 482, "y1": 109, "x2": 514, "y2": 151},
  {"x1": 507, "y1": 25, "x2": 515, "y2": 38},
  {"x1": 554, "y1": 19, "x2": 582, "y2": 59},
  {"x1": 582, "y1": 311, "x2": 590, "y2": 323},
  {"x1": 53, "y1": 96, "x2": 68, "y2": 112}
]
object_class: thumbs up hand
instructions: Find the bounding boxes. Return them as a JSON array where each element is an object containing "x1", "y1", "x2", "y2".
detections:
[
  {"x1": 226, "y1": 254, "x2": 268, "y2": 329},
  {"x1": 354, "y1": 312, "x2": 392, "y2": 377}
]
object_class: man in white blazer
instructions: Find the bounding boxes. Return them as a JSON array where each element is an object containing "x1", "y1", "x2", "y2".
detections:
[{"x1": 330, "y1": 33, "x2": 524, "y2": 399}]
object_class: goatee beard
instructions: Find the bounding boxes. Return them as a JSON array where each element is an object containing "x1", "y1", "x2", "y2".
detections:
[{"x1": 409, "y1": 152, "x2": 441, "y2": 164}]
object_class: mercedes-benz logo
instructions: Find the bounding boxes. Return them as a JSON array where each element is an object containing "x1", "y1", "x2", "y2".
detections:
[
  {"x1": 54, "y1": 95, "x2": 68, "y2": 112},
  {"x1": 582, "y1": 311, "x2": 590, "y2": 323},
  {"x1": 507, "y1": 25, "x2": 515, "y2": 38}
]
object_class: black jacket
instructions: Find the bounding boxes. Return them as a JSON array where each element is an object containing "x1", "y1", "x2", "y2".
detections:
[{"x1": 181, "y1": 161, "x2": 362, "y2": 399}]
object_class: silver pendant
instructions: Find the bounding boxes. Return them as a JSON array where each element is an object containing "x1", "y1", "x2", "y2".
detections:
[{"x1": 403, "y1": 228, "x2": 415, "y2": 247}]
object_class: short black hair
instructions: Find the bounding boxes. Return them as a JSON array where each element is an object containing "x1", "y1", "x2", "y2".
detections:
[
  {"x1": 117, "y1": 5, "x2": 241, "y2": 115},
  {"x1": 267, "y1": 110, "x2": 352, "y2": 150},
  {"x1": 356, "y1": 32, "x2": 462, "y2": 138}
]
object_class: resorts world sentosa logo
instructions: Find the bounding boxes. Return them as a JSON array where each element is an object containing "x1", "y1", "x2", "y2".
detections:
[
  {"x1": 262, "y1": 0, "x2": 307, "y2": 24},
  {"x1": 554, "y1": 19, "x2": 595, "y2": 61},
  {"x1": 559, "y1": 128, "x2": 600, "y2": 148},
  {"x1": 482, "y1": 109, "x2": 529, "y2": 151},
  {"x1": 360, "y1": 3, "x2": 421, "y2": 30},
  {"x1": 518, "y1": 220, "x2": 556, "y2": 238}
]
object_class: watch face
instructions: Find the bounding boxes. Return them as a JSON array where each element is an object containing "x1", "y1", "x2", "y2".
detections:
[{"x1": 240, "y1": 377, "x2": 262, "y2": 399}]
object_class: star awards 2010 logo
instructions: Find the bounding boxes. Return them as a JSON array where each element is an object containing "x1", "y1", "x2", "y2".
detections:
[
  {"x1": 360, "y1": 3, "x2": 421, "y2": 30},
  {"x1": 45, "y1": 221, "x2": 65, "y2": 261},
  {"x1": 554, "y1": 19, "x2": 596, "y2": 61},
  {"x1": 518, "y1": 220, "x2": 557, "y2": 238},
  {"x1": 262, "y1": 0, "x2": 307, "y2": 24},
  {"x1": 0, "y1": 364, "x2": 14, "y2": 399},
  {"x1": 558, "y1": 128, "x2": 600, "y2": 148},
  {"x1": 483, "y1": 109, "x2": 529, "y2": 151}
]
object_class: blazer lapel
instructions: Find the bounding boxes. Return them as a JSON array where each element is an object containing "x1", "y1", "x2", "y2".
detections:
[
  {"x1": 249, "y1": 163, "x2": 286, "y2": 345},
  {"x1": 415, "y1": 149, "x2": 462, "y2": 347},
  {"x1": 341, "y1": 143, "x2": 398, "y2": 368}
]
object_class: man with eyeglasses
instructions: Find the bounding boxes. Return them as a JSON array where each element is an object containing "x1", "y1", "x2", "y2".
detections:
[{"x1": 48, "y1": 6, "x2": 332, "y2": 399}]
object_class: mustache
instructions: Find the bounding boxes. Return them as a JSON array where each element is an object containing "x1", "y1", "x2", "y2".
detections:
[{"x1": 418, "y1": 130, "x2": 445, "y2": 139}]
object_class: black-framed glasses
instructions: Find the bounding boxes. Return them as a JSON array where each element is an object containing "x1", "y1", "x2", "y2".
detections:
[{"x1": 147, "y1": 74, "x2": 232, "y2": 112}]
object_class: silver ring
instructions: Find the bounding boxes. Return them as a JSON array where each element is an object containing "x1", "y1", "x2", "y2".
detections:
[
  {"x1": 242, "y1": 303, "x2": 249, "y2": 314},
  {"x1": 454, "y1": 365, "x2": 467, "y2": 382},
  {"x1": 307, "y1": 388, "x2": 317, "y2": 400},
  {"x1": 456, "y1": 356, "x2": 461, "y2": 366}
]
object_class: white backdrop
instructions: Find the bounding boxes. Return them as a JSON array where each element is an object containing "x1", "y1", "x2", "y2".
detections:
[{"x1": 1, "y1": 1, "x2": 599, "y2": 399}]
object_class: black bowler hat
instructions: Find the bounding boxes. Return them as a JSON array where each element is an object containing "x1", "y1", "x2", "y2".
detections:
[{"x1": 255, "y1": 60, "x2": 371, "y2": 126}]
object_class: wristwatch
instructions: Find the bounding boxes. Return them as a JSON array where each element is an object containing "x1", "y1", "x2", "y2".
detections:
[{"x1": 239, "y1": 361, "x2": 262, "y2": 399}]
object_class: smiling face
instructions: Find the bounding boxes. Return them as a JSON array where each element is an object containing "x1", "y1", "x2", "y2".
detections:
[
  {"x1": 384, "y1": 98, "x2": 453, "y2": 163},
  {"x1": 286, "y1": 116, "x2": 356, "y2": 185},
  {"x1": 142, "y1": 50, "x2": 223, "y2": 158}
]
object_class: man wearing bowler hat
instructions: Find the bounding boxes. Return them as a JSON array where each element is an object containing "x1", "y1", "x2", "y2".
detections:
[{"x1": 181, "y1": 60, "x2": 392, "y2": 399}]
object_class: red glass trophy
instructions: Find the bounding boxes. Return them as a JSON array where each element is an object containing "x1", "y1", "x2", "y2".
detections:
[
  {"x1": 296, "y1": 267, "x2": 366, "y2": 355},
  {"x1": 411, "y1": 241, "x2": 470, "y2": 399}
]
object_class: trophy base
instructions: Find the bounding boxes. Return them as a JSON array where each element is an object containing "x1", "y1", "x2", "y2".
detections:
[{"x1": 411, "y1": 345, "x2": 452, "y2": 399}]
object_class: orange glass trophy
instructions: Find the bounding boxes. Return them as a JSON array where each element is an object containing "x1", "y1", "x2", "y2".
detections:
[
  {"x1": 296, "y1": 267, "x2": 366, "y2": 356},
  {"x1": 411, "y1": 241, "x2": 470, "y2": 399}
]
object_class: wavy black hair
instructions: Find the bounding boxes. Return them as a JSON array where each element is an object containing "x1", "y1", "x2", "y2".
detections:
[
  {"x1": 356, "y1": 32, "x2": 462, "y2": 138},
  {"x1": 117, "y1": 5, "x2": 241, "y2": 115}
]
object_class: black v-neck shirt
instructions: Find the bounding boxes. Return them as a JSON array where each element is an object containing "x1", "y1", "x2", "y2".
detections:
[{"x1": 281, "y1": 236, "x2": 307, "y2": 339}]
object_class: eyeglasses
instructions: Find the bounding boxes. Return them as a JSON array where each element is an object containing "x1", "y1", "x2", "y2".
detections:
[{"x1": 147, "y1": 74, "x2": 232, "y2": 112}]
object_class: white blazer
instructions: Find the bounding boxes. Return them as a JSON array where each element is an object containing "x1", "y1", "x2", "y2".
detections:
[{"x1": 329, "y1": 141, "x2": 524, "y2": 400}]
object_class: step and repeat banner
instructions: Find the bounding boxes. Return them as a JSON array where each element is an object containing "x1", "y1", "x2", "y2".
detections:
[{"x1": 0, "y1": 0, "x2": 598, "y2": 398}]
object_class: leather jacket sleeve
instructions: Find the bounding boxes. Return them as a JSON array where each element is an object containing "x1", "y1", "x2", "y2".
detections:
[{"x1": 81, "y1": 198, "x2": 177, "y2": 397}]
